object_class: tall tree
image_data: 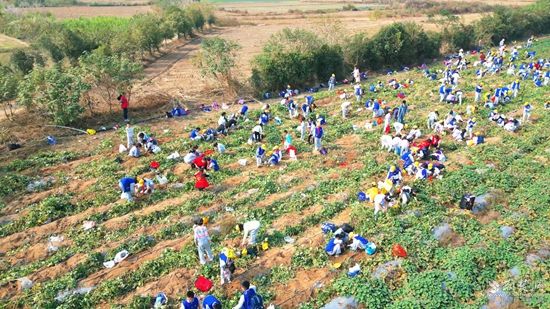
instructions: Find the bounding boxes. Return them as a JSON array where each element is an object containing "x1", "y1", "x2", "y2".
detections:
[{"x1": 193, "y1": 37, "x2": 240, "y2": 91}]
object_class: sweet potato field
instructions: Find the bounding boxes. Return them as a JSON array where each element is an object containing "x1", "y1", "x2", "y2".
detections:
[{"x1": 0, "y1": 37, "x2": 548, "y2": 309}]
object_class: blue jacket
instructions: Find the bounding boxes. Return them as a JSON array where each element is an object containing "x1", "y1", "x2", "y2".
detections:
[
  {"x1": 315, "y1": 126, "x2": 324, "y2": 138},
  {"x1": 306, "y1": 95, "x2": 314, "y2": 105},
  {"x1": 260, "y1": 114, "x2": 269, "y2": 125},
  {"x1": 256, "y1": 147, "x2": 265, "y2": 157},
  {"x1": 241, "y1": 105, "x2": 248, "y2": 115},
  {"x1": 439, "y1": 85, "x2": 445, "y2": 94},
  {"x1": 401, "y1": 151, "x2": 414, "y2": 168},
  {"x1": 202, "y1": 295, "x2": 221, "y2": 309},
  {"x1": 119, "y1": 177, "x2": 135, "y2": 192},
  {"x1": 210, "y1": 159, "x2": 220, "y2": 171},
  {"x1": 475, "y1": 85, "x2": 482, "y2": 93},
  {"x1": 190, "y1": 129, "x2": 199, "y2": 139},
  {"x1": 182, "y1": 297, "x2": 199, "y2": 309},
  {"x1": 243, "y1": 288, "x2": 258, "y2": 309},
  {"x1": 325, "y1": 238, "x2": 336, "y2": 252}
]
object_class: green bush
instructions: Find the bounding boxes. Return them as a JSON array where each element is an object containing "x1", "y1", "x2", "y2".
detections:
[{"x1": 251, "y1": 28, "x2": 344, "y2": 91}]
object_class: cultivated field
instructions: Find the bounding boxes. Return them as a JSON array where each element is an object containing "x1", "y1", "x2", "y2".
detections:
[
  {"x1": 0, "y1": 0, "x2": 548, "y2": 308},
  {"x1": 1, "y1": 36, "x2": 548, "y2": 307}
]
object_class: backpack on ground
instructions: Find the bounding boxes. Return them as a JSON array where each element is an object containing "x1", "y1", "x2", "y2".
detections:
[
  {"x1": 321, "y1": 222, "x2": 337, "y2": 234},
  {"x1": 340, "y1": 223, "x2": 354, "y2": 233}
]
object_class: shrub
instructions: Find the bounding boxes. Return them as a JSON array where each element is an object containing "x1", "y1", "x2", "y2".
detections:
[
  {"x1": 251, "y1": 28, "x2": 344, "y2": 91},
  {"x1": 369, "y1": 22, "x2": 441, "y2": 69}
]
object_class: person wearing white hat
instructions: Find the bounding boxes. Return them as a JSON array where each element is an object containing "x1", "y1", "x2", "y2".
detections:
[{"x1": 328, "y1": 73, "x2": 336, "y2": 91}]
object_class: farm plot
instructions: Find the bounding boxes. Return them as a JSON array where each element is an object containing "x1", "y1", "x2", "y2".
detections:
[{"x1": 0, "y1": 38, "x2": 549, "y2": 309}]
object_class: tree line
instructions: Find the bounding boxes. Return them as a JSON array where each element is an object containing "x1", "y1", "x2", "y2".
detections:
[
  {"x1": 251, "y1": 0, "x2": 550, "y2": 92},
  {"x1": 0, "y1": 3, "x2": 214, "y2": 125}
]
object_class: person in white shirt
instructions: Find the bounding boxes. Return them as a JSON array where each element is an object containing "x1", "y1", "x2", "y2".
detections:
[
  {"x1": 374, "y1": 193, "x2": 388, "y2": 215},
  {"x1": 128, "y1": 143, "x2": 141, "y2": 158},
  {"x1": 218, "y1": 112, "x2": 228, "y2": 127},
  {"x1": 213, "y1": 142, "x2": 226, "y2": 154},
  {"x1": 193, "y1": 218, "x2": 213, "y2": 265},
  {"x1": 393, "y1": 122, "x2": 404, "y2": 134},
  {"x1": 406, "y1": 126, "x2": 422, "y2": 140},
  {"x1": 125, "y1": 124, "x2": 134, "y2": 149},
  {"x1": 427, "y1": 111, "x2": 438, "y2": 129},
  {"x1": 252, "y1": 123, "x2": 263, "y2": 142},
  {"x1": 353, "y1": 66, "x2": 360, "y2": 83},
  {"x1": 237, "y1": 220, "x2": 261, "y2": 246},
  {"x1": 341, "y1": 101, "x2": 352, "y2": 119}
]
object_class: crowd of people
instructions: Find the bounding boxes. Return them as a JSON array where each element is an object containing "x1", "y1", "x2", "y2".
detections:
[{"x1": 110, "y1": 36, "x2": 547, "y2": 308}]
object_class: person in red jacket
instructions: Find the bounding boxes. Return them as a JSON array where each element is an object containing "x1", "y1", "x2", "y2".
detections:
[
  {"x1": 118, "y1": 93, "x2": 129, "y2": 122},
  {"x1": 193, "y1": 155, "x2": 209, "y2": 170},
  {"x1": 194, "y1": 168, "x2": 210, "y2": 190}
]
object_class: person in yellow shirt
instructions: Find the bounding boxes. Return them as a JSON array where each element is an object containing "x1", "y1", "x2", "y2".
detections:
[{"x1": 366, "y1": 182, "x2": 379, "y2": 203}]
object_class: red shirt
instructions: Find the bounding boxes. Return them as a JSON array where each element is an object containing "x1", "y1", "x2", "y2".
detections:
[
  {"x1": 480, "y1": 53, "x2": 486, "y2": 61},
  {"x1": 193, "y1": 156, "x2": 207, "y2": 169},
  {"x1": 120, "y1": 95, "x2": 129, "y2": 109}
]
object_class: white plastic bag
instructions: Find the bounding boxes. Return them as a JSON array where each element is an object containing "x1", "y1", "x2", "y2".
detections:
[
  {"x1": 156, "y1": 175, "x2": 169, "y2": 185},
  {"x1": 114, "y1": 250, "x2": 129, "y2": 263},
  {"x1": 289, "y1": 149, "x2": 297, "y2": 160},
  {"x1": 103, "y1": 261, "x2": 116, "y2": 268},
  {"x1": 238, "y1": 159, "x2": 248, "y2": 166},
  {"x1": 118, "y1": 144, "x2": 127, "y2": 153},
  {"x1": 167, "y1": 151, "x2": 180, "y2": 160}
]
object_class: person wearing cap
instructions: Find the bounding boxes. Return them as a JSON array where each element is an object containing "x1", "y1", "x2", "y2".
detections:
[
  {"x1": 426, "y1": 163, "x2": 441, "y2": 177},
  {"x1": 386, "y1": 165, "x2": 402, "y2": 185},
  {"x1": 366, "y1": 182, "x2": 379, "y2": 203},
  {"x1": 354, "y1": 83, "x2": 362, "y2": 102},
  {"x1": 511, "y1": 79, "x2": 520, "y2": 98},
  {"x1": 466, "y1": 118, "x2": 477, "y2": 139},
  {"x1": 237, "y1": 220, "x2": 261, "y2": 246},
  {"x1": 467, "y1": 132, "x2": 485, "y2": 146},
  {"x1": 136, "y1": 177, "x2": 154, "y2": 194},
  {"x1": 255, "y1": 144, "x2": 266, "y2": 167},
  {"x1": 522, "y1": 103, "x2": 532, "y2": 122},
  {"x1": 415, "y1": 164, "x2": 428, "y2": 180},
  {"x1": 328, "y1": 73, "x2": 336, "y2": 91},
  {"x1": 474, "y1": 83, "x2": 483, "y2": 103}
]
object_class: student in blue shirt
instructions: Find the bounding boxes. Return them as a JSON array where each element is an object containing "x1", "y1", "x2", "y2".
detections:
[
  {"x1": 439, "y1": 84, "x2": 446, "y2": 102},
  {"x1": 240, "y1": 104, "x2": 248, "y2": 117},
  {"x1": 182, "y1": 291, "x2": 199, "y2": 309},
  {"x1": 202, "y1": 295, "x2": 222, "y2": 309}
]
